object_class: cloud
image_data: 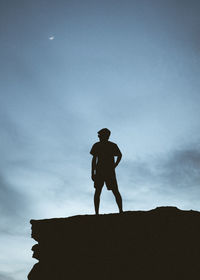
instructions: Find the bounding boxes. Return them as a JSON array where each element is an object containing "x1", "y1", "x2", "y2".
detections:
[
  {"x1": 122, "y1": 143, "x2": 200, "y2": 189},
  {"x1": 0, "y1": 272, "x2": 15, "y2": 280},
  {"x1": 120, "y1": 158, "x2": 155, "y2": 185},
  {"x1": 119, "y1": 143, "x2": 200, "y2": 210},
  {"x1": 0, "y1": 175, "x2": 24, "y2": 215},
  {"x1": 159, "y1": 146, "x2": 200, "y2": 189},
  {"x1": 0, "y1": 173, "x2": 29, "y2": 234}
]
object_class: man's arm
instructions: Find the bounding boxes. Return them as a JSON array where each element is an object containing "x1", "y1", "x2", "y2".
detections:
[
  {"x1": 91, "y1": 155, "x2": 97, "y2": 181},
  {"x1": 114, "y1": 153, "x2": 122, "y2": 168},
  {"x1": 113, "y1": 144, "x2": 122, "y2": 168}
]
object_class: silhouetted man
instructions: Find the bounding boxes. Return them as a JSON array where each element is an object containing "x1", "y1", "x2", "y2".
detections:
[{"x1": 90, "y1": 128, "x2": 123, "y2": 215}]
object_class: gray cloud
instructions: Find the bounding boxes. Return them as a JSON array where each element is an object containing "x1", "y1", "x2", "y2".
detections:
[
  {"x1": 0, "y1": 173, "x2": 29, "y2": 234},
  {"x1": 121, "y1": 159, "x2": 155, "y2": 186},
  {"x1": 0, "y1": 272, "x2": 15, "y2": 280},
  {"x1": 159, "y1": 146, "x2": 200, "y2": 189},
  {"x1": 118, "y1": 144, "x2": 200, "y2": 212},
  {"x1": 122, "y1": 143, "x2": 200, "y2": 193},
  {"x1": 0, "y1": 175, "x2": 22, "y2": 215}
]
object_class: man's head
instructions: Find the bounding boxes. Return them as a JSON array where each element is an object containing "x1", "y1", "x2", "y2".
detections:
[{"x1": 98, "y1": 128, "x2": 111, "y2": 142}]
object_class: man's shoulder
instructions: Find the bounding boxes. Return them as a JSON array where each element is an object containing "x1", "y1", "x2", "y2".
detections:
[
  {"x1": 107, "y1": 141, "x2": 117, "y2": 146},
  {"x1": 108, "y1": 141, "x2": 122, "y2": 155},
  {"x1": 92, "y1": 142, "x2": 100, "y2": 147},
  {"x1": 92, "y1": 141, "x2": 118, "y2": 148},
  {"x1": 90, "y1": 142, "x2": 100, "y2": 155}
]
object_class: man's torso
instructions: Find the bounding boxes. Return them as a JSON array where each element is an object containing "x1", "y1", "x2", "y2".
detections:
[{"x1": 90, "y1": 141, "x2": 121, "y2": 173}]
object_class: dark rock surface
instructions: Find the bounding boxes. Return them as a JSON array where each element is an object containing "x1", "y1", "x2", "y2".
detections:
[{"x1": 28, "y1": 207, "x2": 200, "y2": 280}]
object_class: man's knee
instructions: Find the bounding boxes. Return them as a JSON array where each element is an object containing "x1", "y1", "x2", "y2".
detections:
[{"x1": 94, "y1": 188, "x2": 102, "y2": 197}]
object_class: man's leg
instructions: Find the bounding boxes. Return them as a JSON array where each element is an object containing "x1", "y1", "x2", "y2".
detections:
[
  {"x1": 94, "y1": 187, "x2": 102, "y2": 215},
  {"x1": 112, "y1": 189, "x2": 123, "y2": 213}
]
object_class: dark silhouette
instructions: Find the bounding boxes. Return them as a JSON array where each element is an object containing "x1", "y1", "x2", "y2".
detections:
[
  {"x1": 90, "y1": 128, "x2": 123, "y2": 214},
  {"x1": 28, "y1": 207, "x2": 200, "y2": 280}
]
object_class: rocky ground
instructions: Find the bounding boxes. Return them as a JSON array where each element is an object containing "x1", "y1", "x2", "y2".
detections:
[{"x1": 28, "y1": 206, "x2": 200, "y2": 280}]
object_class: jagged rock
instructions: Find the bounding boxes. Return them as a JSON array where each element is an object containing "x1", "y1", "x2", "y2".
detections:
[{"x1": 28, "y1": 207, "x2": 200, "y2": 280}]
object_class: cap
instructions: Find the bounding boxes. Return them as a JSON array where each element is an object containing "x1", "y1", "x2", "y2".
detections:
[{"x1": 98, "y1": 128, "x2": 111, "y2": 137}]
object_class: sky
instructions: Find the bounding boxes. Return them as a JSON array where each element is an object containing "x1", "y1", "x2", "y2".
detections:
[{"x1": 1, "y1": 0, "x2": 200, "y2": 279}]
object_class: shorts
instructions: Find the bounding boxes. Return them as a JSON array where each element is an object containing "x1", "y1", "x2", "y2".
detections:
[{"x1": 94, "y1": 170, "x2": 118, "y2": 191}]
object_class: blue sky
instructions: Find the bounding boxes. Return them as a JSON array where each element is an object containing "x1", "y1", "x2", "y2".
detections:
[{"x1": 1, "y1": 0, "x2": 200, "y2": 279}]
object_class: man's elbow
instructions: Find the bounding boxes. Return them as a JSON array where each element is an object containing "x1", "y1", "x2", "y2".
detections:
[
  {"x1": 117, "y1": 154, "x2": 122, "y2": 162},
  {"x1": 92, "y1": 155, "x2": 97, "y2": 164}
]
